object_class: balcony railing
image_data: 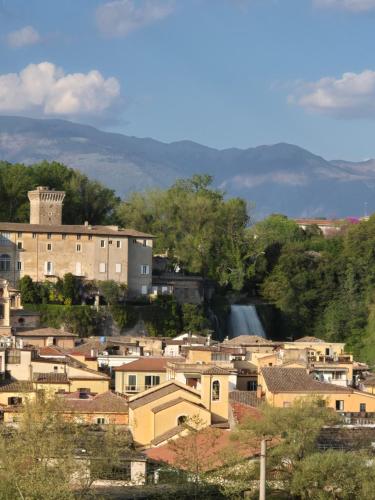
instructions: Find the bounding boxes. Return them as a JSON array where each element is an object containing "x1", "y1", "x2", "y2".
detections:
[{"x1": 124, "y1": 385, "x2": 154, "y2": 393}]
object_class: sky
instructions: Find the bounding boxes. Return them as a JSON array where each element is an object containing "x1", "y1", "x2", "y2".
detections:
[{"x1": 0, "y1": 0, "x2": 375, "y2": 160}]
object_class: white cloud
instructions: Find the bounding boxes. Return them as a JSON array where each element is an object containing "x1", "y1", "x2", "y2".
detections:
[
  {"x1": 0, "y1": 62, "x2": 120, "y2": 118},
  {"x1": 96, "y1": 0, "x2": 174, "y2": 37},
  {"x1": 314, "y1": 0, "x2": 375, "y2": 11},
  {"x1": 6, "y1": 26, "x2": 41, "y2": 48},
  {"x1": 289, "y1": 70, "x2": 375, "y2": 119}
]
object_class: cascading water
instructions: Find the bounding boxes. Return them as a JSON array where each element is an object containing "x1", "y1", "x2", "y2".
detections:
[{"x1": 228, "y1": 304, "x2": 266, "y2": 338}]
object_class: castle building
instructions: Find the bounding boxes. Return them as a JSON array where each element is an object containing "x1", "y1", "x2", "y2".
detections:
[{"x1": 0, "y1": 187, "x2": 153, "y2": 296}]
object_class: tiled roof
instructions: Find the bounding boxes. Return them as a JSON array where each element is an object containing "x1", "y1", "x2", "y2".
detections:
[
  {"x1": 151, "y1": 425, "x2": 184, "y2": 446},
  {"x1": 146, "y1": 428, "x2": 259, "y2": 469},
  {"x1": 115, "y1": 357, "x2": 181, "y2": 372},
  {"x1": 0, "y1": 380, "x2": 33, "y2": 392},
  {"x1": 0, "y1": 222, "x2": 153, "y2": 238},
  {"x1": 224, "y1": 335, "x2": 274, "y2": 346},
  {"x1": 38, "y1": 346, "x2": 67, "y2": 357},
  {"x1": 15, "y1": 327, "x2": 77, "y2": 337},
  {"x1": 363, "y1": 376, "x2": 375, "y2": 387},
  {"x1": 294, "y1": 336, "x2": 325, "y2": 343},
  {"x1": 33, "y1": 372, "x2": 69, "y2": 384},
  {"x1": 128, "y1": 382, "x2": 200, "y2": 410},
  {"x1": 167, "y1": 362, "x2": 230, "y2": 375},
  {"x1": 60, "y1": 391, "x2": 128, "y2": 413},
  {"x1": 201, "y1": 366, "x2": 230, "y2": 375},
  {"x1": 261, "y1": 367, "x2": 353, "y2": 394},
  {"x1": 151, "y1": 397, "x2": 205, "y2": 414}
]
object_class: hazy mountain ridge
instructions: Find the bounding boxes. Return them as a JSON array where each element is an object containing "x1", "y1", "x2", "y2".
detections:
[{"x1": 0, "y1": 115, "x2": 374, "y2": 218}]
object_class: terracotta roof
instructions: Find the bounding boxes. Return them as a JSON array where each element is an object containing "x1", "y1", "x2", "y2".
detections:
[
  {"x1": 128, "y1": 381, "x2": 200, "y2": 410},
  {"x1": 115, "y1": 357, "x2": 180, "y2": 372},
  {"x1": 146, "y1": 428, "x2": 259, "y2": 470},
  {"x1": 38, "y1": 346, "x2": 67, "y2": 357},
  {"x1": 294, "y1": 336, "x2": 325, "y2": 343},
  {"x1": 151, "y1": 397, "x2": 206, "y2": 414},
  {"x1": 60, "y1": 391, "x2": 128, "y2": 413},
  {"x1": 261, "y1": 367, "x2": 353, "y2": 394},
  {"x1": 225, "y1": 335, "x2": 274, "y2": 346},
  {"x1": 33, "y1": 372, "x2": 69, "y2": 384},
  {"x1": 0, "y1": 380, "x2": 33, "y2": 392},
  {"x1": 151, "y1": 425, "x2": 184, "y2": 446},
  {"x1": 167, "y1": 362, "x2": 231, "y2": 375},
  {"x1": 0, "y1": 222, "x2": 153, "y2": 238},
  {"x1": 201, "y1": 366, "x2": 230, "y2": 375},
  {"x1": 15, "y1": 327, "x2": 77, "y2": 337}
]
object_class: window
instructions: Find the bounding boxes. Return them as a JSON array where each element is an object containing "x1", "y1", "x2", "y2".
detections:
[
  {"x1": 325, "y1": 348, "x2": 330, "y2": 356},
  {"x1": 0, "y1": 254, "x2": 10, "y2": 272},
  {"x1": 109, "y1": 240, "x2": 113, "y2": 245},
  {"x1": 143, "y1": 239, "x2": 147, "y2": 247},
  {"x1": 47, "y1": 243, "x2": 52, "y2": 251},
  {"x1": 0, "y1": 233, "x2": 11, "y2": 245},
  {"x1": 128, "y1": 375, "x2": 137, "y2": 391},
  {"x1": 17, "y1": 241, "x2": 22, "y2": 250},
  {"x1": 53, "y1": 366, "x2": 58, "y2": 372},
  {"x1": 32, "y1": 233, "x2": 37, "y2": 239},
  {"x1": 99, "y1": 262, "x2": 106, "y2": 273},
  {"x1": 62, "y1": 234, "x2": 66, "y2": 240},
  {"x1": 133, "y1": 239, "x2": 137, "y2": 244},
  {"x1": 360, "y1": 403, "x2": 366, "y2": 413},
  {"x1": 17, "y1": 261, "x2": 22, "y2": 271},
  {"x1": 100, "y1": 240, "x2": 106, "y2": 248},
  {"x1": 335, "y1": 400, "x2": 344, "y2": 411},
  {"x1": 141, "y1": 265, "x2": 150, "y2": 275},
  {"x1": 8, "y1": 397, "x2": 22, "y2": 406},
  {"x1": 6, "y1": 350, "x2": 20, "y2": 364},
  {"x1": 177, "y1": 415, "x2": 187, "y2": 425},
  {"x1": 115, "y1": 263, "x2": 121, "y2": 273},
  {"x1": 17, "y1": 232, "x2": 22, "y2": 238},
  {"x1": 76, "y1": 244, "x2": 81, "y2": 252},
  {"x1": 88, "y1": 235, "x2": 93, "y2": 241},
  {"x1": 96, "y1": 417, "x2": 107, "y2": 425},
  {"x1": 247, "y1": 380, "x2": 257, "y2": 391},
  {"x1": 145, "y1": 375, "x2": 160, "y2": 388},
  {"x1": 141, "y1": 285, "x2": 148, "y2": 295},
  {"x1": 212, "y1": 380, "x2": 220, "y2": 401},
  {"x1": 45, "y1": 261, "x2": 53, "y2": 275},
  {"x1": 77, "y1": 234, "x2": 81, "y2": 240},
  {"x1": 47, "y1": 233, "x2": 52, "y2": 240},
  {"x1": 115, "y1": 240, "x2": 121, "y2": 248}
]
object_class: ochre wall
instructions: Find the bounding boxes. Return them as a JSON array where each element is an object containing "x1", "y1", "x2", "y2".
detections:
[{"x1": 154, "y1": 400, "x2": 210, "y2": 437}]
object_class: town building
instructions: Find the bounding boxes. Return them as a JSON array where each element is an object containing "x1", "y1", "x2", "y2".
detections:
[{"x1": 0, "y1": 186, "x2": 153, "y2": 297}]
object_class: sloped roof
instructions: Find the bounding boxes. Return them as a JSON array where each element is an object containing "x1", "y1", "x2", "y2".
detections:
[
  {"x1": 38, "y1": 346, "x2": 67, "y2": 357},
  {"x1": 294, "y1": 336, "x2": 325, "y2": 343},
  {"x1": 128, "y1": 381, "x2": 200, "y2": 410},
  {"x1": 115, "y1": 357, "x2": 175, "y2": 372},
  {"x1": 60, "y1": 391, "x2": 128, "y2": 413},
  {"x1": 33, "y1": 372, "x2": 69, "y2": 384},
  {"x1": 15, "y1": 327, "x2": 77, "y2": 337},
  {"x1": 0, "y1": 380, "x2": 33, "y2": 392},
  {"x1": 150, "y1": 425, "x2": 184, "y2": 446},
  {"x1": 261, "y1": 367, "x2": 353, "y2": 394},
  {"x1": 225, "y1": 335, "x2": 274, "y2": 346},
  {"x1": 151, "y1": 397, "x2": 206, "y2": 414},
  {"x1": 0, "y1": 222, "x2": 153, "y2": 238}
]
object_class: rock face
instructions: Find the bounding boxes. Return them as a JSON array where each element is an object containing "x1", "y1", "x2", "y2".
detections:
[{"x1": 1, "y1": 115, "x2": 375, "y2": 218}]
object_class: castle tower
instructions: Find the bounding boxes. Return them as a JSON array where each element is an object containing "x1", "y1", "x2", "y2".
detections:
[{"x1": 28, "y1": 186, "x2": 66, "y2": 225}]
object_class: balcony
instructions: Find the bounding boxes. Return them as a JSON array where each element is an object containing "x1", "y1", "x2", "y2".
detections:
[{"x1": 124, "y1": 385, "x2": 154, "y2": 393}]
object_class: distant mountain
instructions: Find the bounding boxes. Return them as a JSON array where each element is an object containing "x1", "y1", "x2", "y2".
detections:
[{"x1": 0, "y1": 115, "x2": 374, "y2": 218}]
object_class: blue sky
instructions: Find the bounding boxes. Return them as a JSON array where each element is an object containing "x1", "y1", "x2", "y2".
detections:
[{"x1": 1, "y1": 0, "x2": 375, "y2": 160}]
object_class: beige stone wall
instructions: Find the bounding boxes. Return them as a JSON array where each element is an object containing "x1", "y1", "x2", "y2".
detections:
[
  {"x1": 0, "y1": 231, "x2": 152, "y2": 296},
  {"x1": 200, "y1": 373, "x2": 229, "y2": 423},
  {"x1": 115, "y1": 370, "x2": 167, "y2": 394},
  {"x1": 69, "y1": 379, "x2": 109, "y2": 394},
  {"x1": 154, "y1": 401, "x2": 210, "y2": 437}
]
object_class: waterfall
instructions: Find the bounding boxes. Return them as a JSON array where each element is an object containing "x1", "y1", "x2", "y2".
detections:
[{"x1": 228, "y1": 305, "x2": 266, "y2": 338}]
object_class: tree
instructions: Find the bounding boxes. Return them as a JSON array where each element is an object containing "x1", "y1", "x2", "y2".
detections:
[
  {"x1": 99, "y1": 280, "x2": 127, "y2": 306},
  {"x1": 233, "y1": 397, "x2": 341, "y2": 496},
  {"x1": 18, "y1": 275, "x2": 39, "y2": 304},
  {"x1": 181, "y1": 303, "x2": 208, "y2": 332},
  {"x1": 291, "y1": 450, "x2": 375, "y2": 500}
]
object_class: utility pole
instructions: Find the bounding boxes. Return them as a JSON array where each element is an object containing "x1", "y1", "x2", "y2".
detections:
[{"x1": 259, "y1": 438, "x2": 267, "y2": 500}]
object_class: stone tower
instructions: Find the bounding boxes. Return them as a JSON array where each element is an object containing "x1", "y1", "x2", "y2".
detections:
[{"x1": 28, "y1": 186, "x2": 66, "y2": 225}]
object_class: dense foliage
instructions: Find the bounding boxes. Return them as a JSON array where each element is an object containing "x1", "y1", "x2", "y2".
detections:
[
  {"x1": 116, "y1": 174, "x2": 249, "y2": 290},
  {"x1": 0, "y1": 161, "x2": 119, "y2": 224}
]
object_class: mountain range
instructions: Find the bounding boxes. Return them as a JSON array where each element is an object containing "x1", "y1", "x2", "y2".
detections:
[{"x1": 0, "y1": 115, "x2": 374, "y2": 219}]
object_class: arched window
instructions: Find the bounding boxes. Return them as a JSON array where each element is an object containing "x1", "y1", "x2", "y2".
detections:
[
  {"x1": 177, "y1": 415, "x2": 187, "y2": 426},
  {"x1": 0, "y1": 255, "x2": 10, "y2": 272},
  {"x1": 212, "y1": 380, "x2": 220, "y2": 401}
]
